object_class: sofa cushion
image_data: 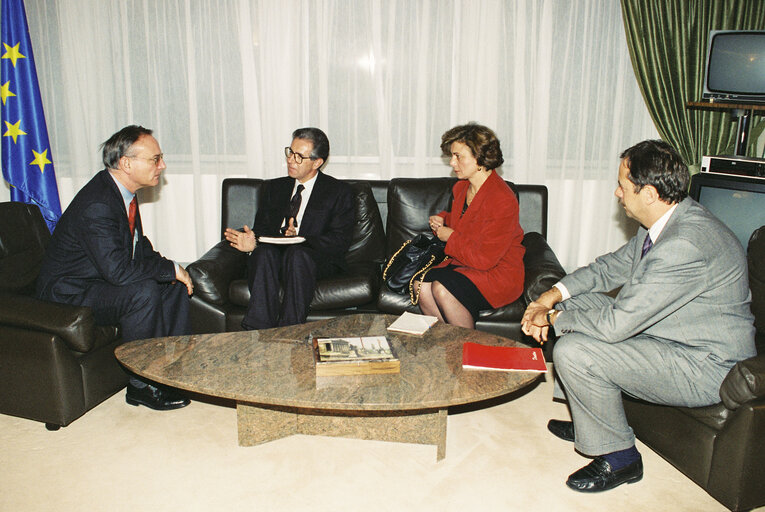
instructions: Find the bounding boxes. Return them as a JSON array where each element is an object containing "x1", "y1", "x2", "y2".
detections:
[
  {"x1": 229, "y1": 260, "x2": 381, "y2": 311},
  {"x1": 0, "y1": 202, "x2": 50, "y2": 296},
  {"x1": 720, "y1": 354, "x2": 765, "y2": 410},
  {"x1": 748, "y1": 226, "x2": 764, "y2": 337},
  {"x1": 345, "y1": 181, "x2": 386, "y2": 267},
  {"x1": 521, "y1": 232, "x2": 566, "y2": 304},
  {"x1": 188, "y1": 241, "x2": 247, "y2": 306},
  {"x1": 0, "y1": 293, "x2": 119, "y2": 352},
  {"x1": 385, "y1": 178, "x2": 455, "y2": 256}
]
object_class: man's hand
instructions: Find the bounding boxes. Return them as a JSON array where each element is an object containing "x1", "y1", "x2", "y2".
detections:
[
  {"x1": 521, "y1": 301, "x2": 552, "y2": 343},
  {"x1": 224, "y1": 225, "x2": 256, "y2": 252},
  {"x1": 283, "y1": 217, "x2": 298, "y2": 237},
  {"x1": 521, "y1": 287, "x2": 563, "y2": 343},
  {"x1": 175, "y1": 265, "x2": 194, "y2": 296}
]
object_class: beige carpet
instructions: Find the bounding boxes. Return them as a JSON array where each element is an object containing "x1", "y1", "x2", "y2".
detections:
[{"x1": 1, "y1": 367, "x2": 754, "y2": 512}]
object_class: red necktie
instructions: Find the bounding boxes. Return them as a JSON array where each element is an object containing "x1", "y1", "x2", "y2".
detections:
[{"x1": 128, "y1": 196, "x2": 137, "y2": 237}]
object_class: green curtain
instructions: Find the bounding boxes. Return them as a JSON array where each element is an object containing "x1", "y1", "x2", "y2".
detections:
[{"x1": 620, "y1": 0, "x2": 765, "y2": 169}]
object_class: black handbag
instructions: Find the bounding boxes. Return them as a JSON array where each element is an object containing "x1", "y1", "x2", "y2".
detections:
[{"x1": 382, "y1": 234, "x2": 448, "y2": 305}]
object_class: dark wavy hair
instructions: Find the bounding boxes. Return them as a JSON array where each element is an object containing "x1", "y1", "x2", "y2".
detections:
[
  {"x1": 440, "y1": 123, "x2": 504, "y2": 170},
  {"x1": 292, "y1": 127, "x2": 330, "y2": 163},
  {"x1": 100, "y1": 125, "x2": 153, "y2": 170},
  {"x1": 620, "y1": 140, "x2": 689, "y2": 203}
]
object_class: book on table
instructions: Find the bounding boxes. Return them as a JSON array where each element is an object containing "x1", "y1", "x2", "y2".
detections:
[
  {"x1": 462, "y1": 342, "x2": 547, "y2": 373},
  {"x1": 312, "y1": 335, "x2": 400, "y2": 376},
  {"x1": 386, "y1": 311, "x2": 438, "y2": 336}
]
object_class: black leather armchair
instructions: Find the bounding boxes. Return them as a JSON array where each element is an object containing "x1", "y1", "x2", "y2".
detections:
[
  {"x1": 623, "y1": 225, "x2": 765, "y2": 511},
  {"x1": 0, "y1": 202, "x2": 127, "y2": 430}
]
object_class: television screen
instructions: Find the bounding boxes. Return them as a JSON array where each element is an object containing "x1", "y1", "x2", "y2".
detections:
[
  {"x1": 702, "y1": 30, "x2": 765, "y2": 103},
  {"x1": 689, "y1": 173, "x2": 765, "y2": 249}
]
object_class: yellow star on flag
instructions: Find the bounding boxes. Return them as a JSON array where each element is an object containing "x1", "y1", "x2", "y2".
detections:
[
  {"x1": 3, "y1": 119, "x2": 27, "y2": 143},
  {"x1": 1, "y1": 42, "x2": 26, "y2": 67},
  {"x1": 30, "y1": 148, "x2": 52, "y2": 173},
  {"x1": 1, "y1": 81, "x2": 15, "y2": 105}
]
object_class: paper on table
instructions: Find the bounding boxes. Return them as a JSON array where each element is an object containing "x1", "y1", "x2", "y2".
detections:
[
  {"x1": 387, "y1": 311, "x2": 438, "y2": 335},
  {"x1": 258, "y1": 236, "x2": 306, "y2": 245}
]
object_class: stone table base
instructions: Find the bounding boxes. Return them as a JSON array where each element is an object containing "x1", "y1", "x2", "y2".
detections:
[{"x1": 237, "y1": 403, "x2": 448, "y2": 461}]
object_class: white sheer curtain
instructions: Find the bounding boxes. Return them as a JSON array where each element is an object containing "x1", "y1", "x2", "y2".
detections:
[{"x1": 8, "y1": 0, "x2": 659, "y2": 270}]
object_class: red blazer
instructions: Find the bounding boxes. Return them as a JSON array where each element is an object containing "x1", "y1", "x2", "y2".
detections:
[{"x1": 435, "y1": 170, "x2": 525, "y2": 308}]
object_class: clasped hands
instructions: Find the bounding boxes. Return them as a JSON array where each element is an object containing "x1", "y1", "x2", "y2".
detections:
[
  {"x1": 521, "y1": 288, "x2": 562, "y2": 343},
  {"x1": 428, "y1": 215, "x2": 453, "y2": 242}
]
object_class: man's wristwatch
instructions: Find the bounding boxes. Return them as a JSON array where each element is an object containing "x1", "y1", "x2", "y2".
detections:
[{"x1": 546, "y1": 309, "x2": 557, "y2": 326}]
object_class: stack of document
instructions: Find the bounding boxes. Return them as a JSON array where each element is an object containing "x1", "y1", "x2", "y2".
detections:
[{"x1": 386, "y1": 311, "x2": 438, "y2": 335}]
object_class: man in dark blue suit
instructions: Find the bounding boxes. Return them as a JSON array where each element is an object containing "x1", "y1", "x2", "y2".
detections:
[
  {"x1": 224, "y1": 127, "x2": 354, "y2": 329},
  {"x1": 36, "y1": 125, "x2": 194, "y2": 411}
]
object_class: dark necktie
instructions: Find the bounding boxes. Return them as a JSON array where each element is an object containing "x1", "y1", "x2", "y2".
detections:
[
  {"x1": 282, "y1": 184, "x2": 304, "y2": 234},
  {"x1": 128, "y1": 196, "x2": 137, "y2": 237},
  {"x1": 641, "y1": 233, "x2": 653, "y2": 258}
]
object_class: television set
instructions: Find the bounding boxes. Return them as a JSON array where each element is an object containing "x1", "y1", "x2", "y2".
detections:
[
  {"x1": 702, "y1": 30, "x2": 765, "y2": 104},
  {"x1": 689, "y1": 172, "x2": 765, "y2": 249}
]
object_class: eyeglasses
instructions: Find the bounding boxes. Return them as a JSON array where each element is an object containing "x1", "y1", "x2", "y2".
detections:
[
  {"x1": 127, "y1": 154, "x2": 164, "y2": 166},
  {"x1": 284, "y1": 147, "x2": 313, "y2": 164}
]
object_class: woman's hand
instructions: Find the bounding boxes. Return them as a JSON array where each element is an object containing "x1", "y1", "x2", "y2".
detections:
[
  {"x1": 434, "y1": 225, "x2": 453, "y2": 242},
  {"x1": 429, "y1": 215, "x2": 451, "y2": 241},
  {"x1": 429, "y1": 215, "x2": 444, "y2": 233}
]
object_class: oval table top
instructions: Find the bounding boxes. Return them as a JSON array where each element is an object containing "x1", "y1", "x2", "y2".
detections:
[{"x1": 115, "y1": 313, "x2": 544, "y2": 412}]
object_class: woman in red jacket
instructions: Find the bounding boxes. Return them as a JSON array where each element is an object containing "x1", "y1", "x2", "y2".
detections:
[{"x1": 419, "y1": 123, "x2": 525, "y2": 328}]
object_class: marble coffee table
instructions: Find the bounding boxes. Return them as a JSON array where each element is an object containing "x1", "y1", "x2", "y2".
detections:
[{"x1": 115, "y1": 314, "x2": 543, "y2": 461}]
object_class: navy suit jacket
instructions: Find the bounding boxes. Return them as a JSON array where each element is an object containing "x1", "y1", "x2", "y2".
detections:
[
  {"x1": 252, "y1": 172, "x2": 354, "y2": 273},
  {"x1": 36, "y1": 169, "x2": 176, "y2": 303}
]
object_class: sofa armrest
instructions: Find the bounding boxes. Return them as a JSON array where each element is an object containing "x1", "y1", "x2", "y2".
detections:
[
  {"x1": 521, "y1": 232, "x2": 566, "y2": 305},
  {"x1": 720, "y1": 354, "x2": 765, "y2": 410},
  {"x1": 0, "y1": 293, "x2": 96, "y2": 352},
  {"x1": 187, "y1": 240, "x2": 248, "y2": 306}
]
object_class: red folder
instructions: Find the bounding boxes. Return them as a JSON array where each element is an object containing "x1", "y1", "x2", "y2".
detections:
[{"x1": 462, "y1": 342, "x2": 547, "y2": 373}]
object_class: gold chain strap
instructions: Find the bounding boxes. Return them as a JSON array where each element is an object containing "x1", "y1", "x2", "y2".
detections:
[
  {"x1": 409, "y1": 256, "x2": 449, "y2": 305},
  {"x1": 382, "y1": 239, "x2": 412, "y2": 281}
]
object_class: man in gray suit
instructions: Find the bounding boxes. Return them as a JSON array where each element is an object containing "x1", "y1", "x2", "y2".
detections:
[{"x1": 521, "y1": 140, "x2": 756, "y2": 493}]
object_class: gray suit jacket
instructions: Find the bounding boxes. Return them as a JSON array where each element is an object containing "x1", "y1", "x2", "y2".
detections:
[{"x1": 556, "y1": 197, "x2": 756, "y2": 366}]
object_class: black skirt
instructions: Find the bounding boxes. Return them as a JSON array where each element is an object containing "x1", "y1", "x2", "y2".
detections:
[{"x1": 422, "y1": 265, "x2": 491, "y2": 320}]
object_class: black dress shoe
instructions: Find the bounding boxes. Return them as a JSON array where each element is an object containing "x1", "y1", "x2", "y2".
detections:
[
  {"x1": 126, "y1": 384, "x2": 190, "y2": 411},
  {"x1": 566, "y1": 456, "x2": 643, "y2": 492},
  {"x1": 547, "y1": 419, "x2": 575, "y2": 442}
]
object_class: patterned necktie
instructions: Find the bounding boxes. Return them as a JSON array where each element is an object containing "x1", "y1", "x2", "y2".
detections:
[
  {"x1": 282, "y1": 184, "x2": 304, "y2": 234},
  {"x1": 128, "y1": 196, "x2": 137, "y2": 237},
  {"x1": 641, "y1": 233, "x2": 653, "y2": 258}
]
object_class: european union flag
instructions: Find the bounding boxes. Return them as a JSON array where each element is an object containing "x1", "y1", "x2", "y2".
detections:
[{"x1": 1, "y1": 0, "x2": 61, "y2": 232}]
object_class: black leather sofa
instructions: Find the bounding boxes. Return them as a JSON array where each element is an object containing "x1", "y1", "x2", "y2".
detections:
[
  {"x1": 187, "y1": 177, "x2": 566, "y2": 346},
  {"x1": 0, "y1": 202, "x2": 127, "y2": 430},
  {"x1": 623, "y1": 225, "x2": 765, "y2": 511}
]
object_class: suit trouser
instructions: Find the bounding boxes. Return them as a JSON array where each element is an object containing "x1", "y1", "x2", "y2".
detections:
[
  {"x1": 75, "y1": 279, "x2": 190, "y2": 388},
  {"x1": 243, "y1": 244, "x2": 322, "y2": 329},
  {"x1": 552, "y1": 293, "x2": 728, "y2": 456},
  {"x1": 79, "y1": 279, "x2": 190, "y2": 341}
]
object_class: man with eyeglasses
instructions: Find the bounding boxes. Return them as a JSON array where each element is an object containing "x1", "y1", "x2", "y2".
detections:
[
  {"x1": 36, "y1": 125, "x2": 194, "y2": 411},
  {"x1": 224, "y1": 127, "x2": 354, "y2": 329}
]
